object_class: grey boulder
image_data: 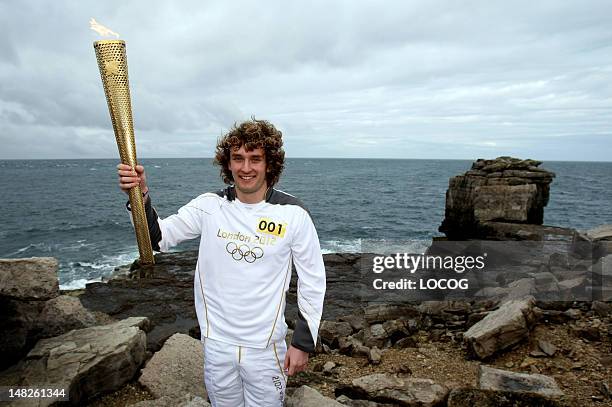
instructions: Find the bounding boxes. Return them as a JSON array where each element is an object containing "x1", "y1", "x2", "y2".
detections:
[
  {"x1": 463, "y1": 297, "x2": 537, "y2": 359},
  {"x1": 139, "y1": 333, "x2": 207, "y2": 401},
  {"x1": 0, "y1": 317, "x2": 148, "y2": 406},
  {"x1": 479, "y1": 365, "x2": 563, "y2": 398},
  {"x1": 337, "y1": 373, "x2": 448, "y2": 407},
  {"x1": 0, "y1": 257, "x2": 59, "y2": 300},
  {"x1": 286, "y1": 385, "x2": 344, "y2": 406}
]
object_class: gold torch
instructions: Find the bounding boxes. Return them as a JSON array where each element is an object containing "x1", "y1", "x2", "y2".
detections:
[{"x1": 92, "y1": 20, "x2": 155, "y2": 264}]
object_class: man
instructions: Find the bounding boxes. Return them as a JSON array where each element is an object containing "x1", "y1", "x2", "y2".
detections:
[{"x1": 117, "y1": 119, "x2": 326, "y2": 406}]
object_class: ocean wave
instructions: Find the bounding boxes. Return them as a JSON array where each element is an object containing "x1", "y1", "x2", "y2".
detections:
[
  {"x1": 5, "y1": 242, "x2": 52, "y2": 256},
  {"x1": 361, "y1": 239, "x2": 431, "y2": 255},
  {"x1": 5, "y1": 240, "x2": 106, "y2": 258},
  {"x1": 54, "y1": 163, "x2": 80, "y2": 168},
  {"x1": 320, "y1": 238, "x2": 432, "y2": 254},
  {"x1": 60, "y1": 278, "x2": 101, "y2": 291},
  {"x1": 320, "y1": 239, "x2": 362, "y2": 254},
  {"x1": 58, "y1": 241, "x2": 96, "y2": 252},
  {"x1": 69, "y1": 261, "x2": 108, "y2": 270},
  {"x1": 65, "y1": 251, "x2": 139, "y2": 273},
  {"x1": 60, "y1": 250, "x2": 140, "y2": 289},
  {"x1": 21, "y1": 220, "x2": 131, "y2": 235}
]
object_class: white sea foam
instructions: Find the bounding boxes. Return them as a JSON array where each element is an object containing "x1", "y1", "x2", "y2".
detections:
[
  {"x1": 101, "y1": 251, "x2": 140, "y2": 264},
  {"x1": 321, "y1": 239, "x2": 362, "y2": 254},
  {"x1": 321, "y1": 238, "x2": 431, "y2": 255},
  {"x1": 60, "y1": 278, "x2": 101, "y2": 291},
  {"x1": 61, "y1": 250, "x2": 140, "y2": 289},
  {"x1": 70, "y1": 261, "x2": 108, "y2": 270},
  {"x1": 361, "y1": 239, "x2": 431, "y2": 255},
  {"x1": 67, "y1": 251, "x2": 139, "y2": 272}
]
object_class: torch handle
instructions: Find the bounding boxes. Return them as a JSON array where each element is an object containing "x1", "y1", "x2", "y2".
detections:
[{"x1": 128, "y1": 184, "x2": 155, "y2": 264}]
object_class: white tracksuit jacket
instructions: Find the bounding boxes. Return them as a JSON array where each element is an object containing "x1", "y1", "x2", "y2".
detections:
[{"x1": 139, "y1": 186, "x2": 326, "y2": 353}]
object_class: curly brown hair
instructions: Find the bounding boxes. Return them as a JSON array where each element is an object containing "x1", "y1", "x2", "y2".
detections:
[{"x1": 214, "y1": 118, "x2": 285, "y2": 187}]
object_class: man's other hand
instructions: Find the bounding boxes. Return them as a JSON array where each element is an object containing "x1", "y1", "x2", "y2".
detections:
[{"x1": 283, "y1": 345, "x2": 308, "y2": 376}]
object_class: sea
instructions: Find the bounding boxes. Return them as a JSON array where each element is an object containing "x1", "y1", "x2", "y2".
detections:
[{"x1": 1, "y1": 159, "x2": 610, "y2": 290}]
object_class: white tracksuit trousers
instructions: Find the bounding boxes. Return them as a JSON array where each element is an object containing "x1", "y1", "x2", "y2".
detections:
[{"x1": 203, "y1": 337, "x2": 288, "y2": 407}]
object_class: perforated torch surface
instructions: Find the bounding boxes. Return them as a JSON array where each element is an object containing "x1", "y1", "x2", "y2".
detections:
[{"x1": 94, "y1": 40, "x2": 154, "y2": 264}]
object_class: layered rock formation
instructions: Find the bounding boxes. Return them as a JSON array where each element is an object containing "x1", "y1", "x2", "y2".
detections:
[{"x1": 439, "y1": 157, "x2": 557, "y2": 240}]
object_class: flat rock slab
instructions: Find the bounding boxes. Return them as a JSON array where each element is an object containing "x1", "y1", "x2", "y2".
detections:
[
  {"x1": 592, "y1": 254, "x2": 611, "y2": 276},
  {"x1": 586, "y1": 225, "x2": 612, "y2": 241},
  {"x1": 447, "y1": 387, "x2": 561, "y2": 406},
  {"x1": 0, "y1": 317, "x2": 147, "y2": 406},
  {"x1": 139, "y1": 333, "x2": 207, "y2": 401},
  {"x1": 479, "y1": 365, "x2": 564, "y2": 398},
  {"x1": 287, "y1": 385, "x2": 344, "y2": 407},
  {"x1": 463, "y1": 297, "x2": 537, "y2": 359},
  {"x1": 337, "y1": 373, "x2": 448, "y2": 407},
  {"x1": 0, "y1": 257, "x2": 59, "y2": 300}
]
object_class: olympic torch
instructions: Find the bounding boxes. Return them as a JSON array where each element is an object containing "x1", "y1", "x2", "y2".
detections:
[{"x1": 91, "y1": 19, "x2": 155, "y2": 264}]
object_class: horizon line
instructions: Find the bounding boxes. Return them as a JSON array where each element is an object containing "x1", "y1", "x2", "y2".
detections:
[{"x1": 1, "y1": 156, "x2": 611, "y2": 163}]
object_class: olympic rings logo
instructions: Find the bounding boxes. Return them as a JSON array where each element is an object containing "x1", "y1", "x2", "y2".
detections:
[{"x1": 225, "y1": 242, "x2": 264, "y2": 263}]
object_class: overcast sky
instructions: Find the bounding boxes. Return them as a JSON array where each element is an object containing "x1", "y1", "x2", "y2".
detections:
[{"x1": 1, "y1": 1, "x2": 611, "y2": 160}]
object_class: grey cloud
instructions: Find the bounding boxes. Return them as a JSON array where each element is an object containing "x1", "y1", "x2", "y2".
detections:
[{"x1": 0, "y1": 0, "x2": 611, "y2": 160}]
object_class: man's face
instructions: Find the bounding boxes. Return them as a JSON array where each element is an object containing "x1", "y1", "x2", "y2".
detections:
[{"x1": 229, "y1": 145, "x2": 268, "y2": 198}]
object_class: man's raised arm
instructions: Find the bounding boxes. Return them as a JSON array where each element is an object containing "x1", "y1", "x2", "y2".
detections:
[{"x1": 117, "y1": 163, "x2": 202, "y2": 252}]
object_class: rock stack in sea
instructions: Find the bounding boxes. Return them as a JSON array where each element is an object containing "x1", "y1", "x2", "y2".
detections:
[
  {"x1": 439, "y1": 156, "x2": 558, "y2": 240},
  {"x1": 0, "y1": 157, "x2": 610, "y2": 406}
]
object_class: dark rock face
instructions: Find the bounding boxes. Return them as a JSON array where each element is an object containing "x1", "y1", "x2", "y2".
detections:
[
  {"x1": 439, "y1": 157, "x2": 556, "y2": 240},
  {"x1": 0, "y1": 297, "x2": 45, "y2": 370},
  {"x1": 0, "y1": 258, "x2": 99, "y2": 371},
  {"x1": 79, "y1": 251, "x2": 198, "y2": 352},
  {"x1": 0, "y1": 258, "x2": 61, "y2": 369}
]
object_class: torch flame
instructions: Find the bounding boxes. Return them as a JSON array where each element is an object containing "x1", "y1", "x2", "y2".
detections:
[{"x1": 89, "y1": 18, "x2": 120, "y2": 38}]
